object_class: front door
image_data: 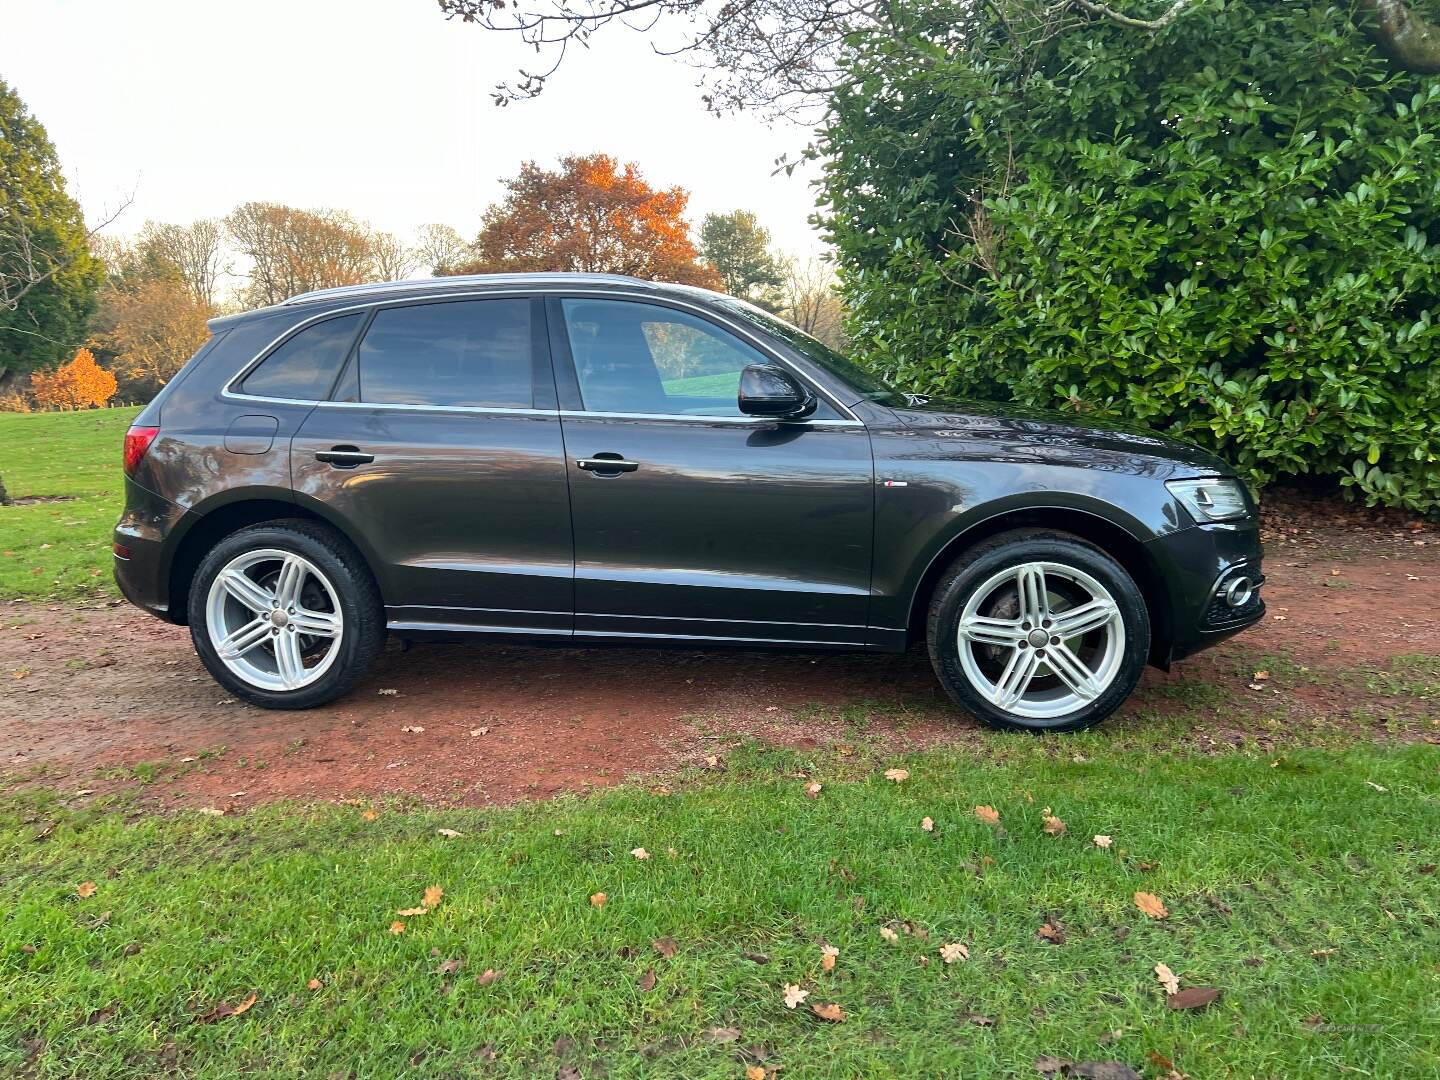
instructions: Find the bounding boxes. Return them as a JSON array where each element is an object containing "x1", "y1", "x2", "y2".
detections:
[
  {"x1": 292, "y1": 295, "x2": 573, "y2": 635},
  {"x1": 550, "y1": 296, "x2": 874, "y2": 646}
]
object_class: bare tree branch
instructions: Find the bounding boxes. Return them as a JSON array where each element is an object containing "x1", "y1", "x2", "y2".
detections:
[{"x1": 1066, "y1": 0, "x2": 1202, "y2": 32}]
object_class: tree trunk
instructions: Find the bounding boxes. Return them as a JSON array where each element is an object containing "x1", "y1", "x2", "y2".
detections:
[{"x1": 1355, "y1": 0, "x2": 1440, "y2": 73}]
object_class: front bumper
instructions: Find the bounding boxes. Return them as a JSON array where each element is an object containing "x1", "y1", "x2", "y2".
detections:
[{"x1": 1145, "y1": 520, "x2": 1265, "y2": 664}]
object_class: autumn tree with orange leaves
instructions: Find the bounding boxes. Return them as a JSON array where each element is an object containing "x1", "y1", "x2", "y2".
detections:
[
  {"x1": 30, "y1": 347, "x2": 117, "y2": 410},
  {"x1": 451, "y1": 155, "x2": 721, "y2": 288}
]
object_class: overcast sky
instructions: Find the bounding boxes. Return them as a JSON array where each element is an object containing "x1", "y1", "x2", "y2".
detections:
[{"x1": 3, "y1": 0, "x2": 827, "y2": 261}]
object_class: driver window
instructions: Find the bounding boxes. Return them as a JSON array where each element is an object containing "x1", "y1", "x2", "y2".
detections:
[{"x1": 561, "y1": 298, "x2": 769, "y2": 416}]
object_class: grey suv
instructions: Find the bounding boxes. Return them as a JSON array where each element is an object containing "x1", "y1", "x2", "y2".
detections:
[{"x1": 114, "y1": 274, "x2": 1263, "y2": 732}]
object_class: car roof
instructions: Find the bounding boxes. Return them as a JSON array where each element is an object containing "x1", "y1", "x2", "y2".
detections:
[{"x1": 207, "y1": 273, "x2": 728, "y2": 333}]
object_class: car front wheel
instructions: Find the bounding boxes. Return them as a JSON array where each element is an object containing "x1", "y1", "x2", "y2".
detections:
[
  {"x1": 928, "y1": 529, "x2": 1150, "y2": 733},
  {"x1": 188, "y1": 519, "x2": 385, "y2": 709}
]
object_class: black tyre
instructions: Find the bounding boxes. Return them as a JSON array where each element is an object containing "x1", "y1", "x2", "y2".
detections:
[
  {"x1": 927, "y1": 529, "x2": 1150, "y2": 733},
  {"x1": 188, "y1": 519, "x2": 385, "y2": 710}
]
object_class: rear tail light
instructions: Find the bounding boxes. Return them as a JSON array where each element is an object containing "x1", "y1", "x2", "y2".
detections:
[{"x1": 123, "y1": 425, "x2": 160, "y2": 474}]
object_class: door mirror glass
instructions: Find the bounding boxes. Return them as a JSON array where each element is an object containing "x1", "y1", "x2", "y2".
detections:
[{"x1": 737, "y1": 364, "x2": 816, "y2": 418}]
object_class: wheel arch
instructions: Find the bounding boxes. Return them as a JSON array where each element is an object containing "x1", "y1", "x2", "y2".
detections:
[
  {"x1": 904, "y1": 504, "x2": 1174, "y2": 668},
  {"x1": 166, "y1": 492, "x2": 383, "y2": 626}
]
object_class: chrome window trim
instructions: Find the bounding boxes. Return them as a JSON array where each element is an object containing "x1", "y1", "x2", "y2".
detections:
[
  {"x1": 558, "y1": 409, "x2": 862, "y2": 428},
  {"x1": 312, "y1": 400, "x2": 557, "y2": 418},
  {"x1": 220, "y1": 287, "x2": 862, "y2": 423}
]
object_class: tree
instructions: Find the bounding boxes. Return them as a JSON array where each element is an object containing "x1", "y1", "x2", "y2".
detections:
[
  {"x1": 370, "y1": 231, "x2": 418, "y2": 281},
  {"x1": 96, "y1": 279, "x2": 211, "y2": 400},
  {"x1": 0, "y1": 78, "x2": 107, "y2": 376},
  {"x1": 415, "y1": 223, "x2": 472, "y2": 275},
  {"x1": 820, "y1": 0, "x2": 1440, "y2": 512},
  {"x1": 452, "y1": 155, "x2": 720, "y2": 288},
  {"x1": 226, "y1": 202, "x2": 376, "y2": 307},
  {"x1": 699, "y1": 211, "x2": 784, "y2": 309},
  {"x1": 437, "y1": 0, "x2": 1440, "y2": 117},
  {"x1": 136, "y1": 219, "x2": 227, "y2": 308},
  {"x1": 30, "y1": 347, "x2": 116, "y2": 409},
  {"x1": 780, "y1": 256, "x2": 845, "y2": 349}
]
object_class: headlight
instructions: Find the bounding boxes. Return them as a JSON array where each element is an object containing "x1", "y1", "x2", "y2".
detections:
[{"x1": 1166, "y1": 477, "x2": 1251, "y2": 523}]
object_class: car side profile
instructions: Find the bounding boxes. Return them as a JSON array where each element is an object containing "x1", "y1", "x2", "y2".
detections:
[{"x1": 114, "y1": 273, "x2": 1264, "y2": 732}]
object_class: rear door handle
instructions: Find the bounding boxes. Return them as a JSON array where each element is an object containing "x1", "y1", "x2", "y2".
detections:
[
  {"x1": 576, "y1": 454, "x2": 639, "y2": 474},
  {"x1": 315, "y1": 445, "x2": 374, "y2": 468}
]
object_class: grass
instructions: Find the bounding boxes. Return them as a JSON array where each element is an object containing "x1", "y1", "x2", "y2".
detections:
[
  {"x1": 4, "y1": 740, "x2": 1439, "y2": 1078},
  {"x1": 0, "y1": 407, "x2": 140, "y2": 600}
]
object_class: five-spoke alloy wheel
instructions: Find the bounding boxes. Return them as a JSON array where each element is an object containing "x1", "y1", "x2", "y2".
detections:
[
  {"x1": 189, "y1": 520, "x2": 385, "y2": 709},
  {"x1": 929, "y1": 529, "x2": 1149, "y2": 733}
]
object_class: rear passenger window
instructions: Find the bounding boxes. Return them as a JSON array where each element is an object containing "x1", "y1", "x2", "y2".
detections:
[
  {"x1": 240, "y1": 314, "x2": 363, "y2": 400},
  {"x1": 356, "y1": 300, "x2": 533, "y2": 408}
]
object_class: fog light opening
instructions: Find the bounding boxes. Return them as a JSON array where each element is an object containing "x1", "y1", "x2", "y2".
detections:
[{"x1": 1222, "y1": 576, "x2": 1254, "y2": 608}]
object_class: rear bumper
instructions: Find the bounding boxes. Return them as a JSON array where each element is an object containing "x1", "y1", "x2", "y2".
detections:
[
  {"x1": 1145, "y1": 521, "x2": 1265, "y2": 664},
  {"x1": 113, "y1": 476, "x2": 187, "y2": 623}
]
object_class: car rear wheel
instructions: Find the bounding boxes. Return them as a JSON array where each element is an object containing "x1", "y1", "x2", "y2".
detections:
[
  {"x1": 188, "y1": 520, "x2": 384, "y2": 709},
  {"x1": 927, "y1": 529, "x2": 1150, "y2": 733}
]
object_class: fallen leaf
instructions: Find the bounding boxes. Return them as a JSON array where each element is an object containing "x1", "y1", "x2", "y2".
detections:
[
  {"x1": 469, "y1": 727, "x2": 489, "y2": 737},
  {"x1": 804, "y1": 781, "x2": 822, "y2": 799},
  {"x1": 1042, "y1": 812, "x2": 1067, "y2": 836},
  {"x1": 196, "y1": 993, "x2": 257, "y2": 1023},
  {"x1": 1247, "y1": 683, "x2": 1266, "y2": 692},
  {"x1": 939, "y1": 942, "x2": 969, "y2": 964},
  {"x1": 476, "y1": 968, "x2": 501, "y2": 985},
  {"x1": 782, "y1": 983, "x2": 809, "y2": 1009},
  {"x1": 437, "y1": 958, "x2": 463, "y2": 975},
  {"x1": 1037, "y1": 921, "x2": 1066, "y2": 945},
  {"x1": 361, "y1": 809, "x2": 378, "y2": 821},
  {"x1": 631, "y1": 847, "x2": 650, "y2": 860},
  {"x1": 705, "y1": 1026, "x2": 742, "y2": 1043},
  {"x1": 920, "y1": 816, "x2": 935, "y2": 832},
  {"x1": 396, "y1": 906, "x2": 428, "y2": 916},
  {"x1": 1134, "y1": 892, "x2": 1169, "y2": 920},
  {"x1": 747, "y1": 1068, "x2": 766, "y2": 1080},
  {"x1": 1166, "y1": 986, "x2": 1221, "y2": 1010},
  {"x1": 1154, "y1": 962, "x2": 1180, "y2": 995},
  {"x1": 820, "y1": 944, "x2": 839, "y2": 971},
  {"x1": 652, "y1": 936, "x2": 678, "y2": 958},
  {"x1": 743, "y1": 951, "x2": 770, "y2": 964},
  {"x1": 1310, "y1": 948, "x2": 1337, "y2": 961},
  {"x1": 1253, "y1": 670, "x2": 1270, "y2": 681},
  {"x1": 377, "y1": 688, "x2": 398, "y2": 696},
  {"x1": 423, "y1": 885, "x2": 443, "y2": 908},
  {"x1": 436, "y1": 828, "x2": 462, "y2": 838},
  {"x1": 1365, "y1": 781, "x2": 1388, "y2": 793},
  {"x1": 964, "y1": 1011, "x2": 994, "y2": 1027},
  {"x1": 307, "y1": 978, "x2": 322, "y2": 990},
  {"x1": 884, "y1": 768, "x2": 909, "y2": 783},
  {"x1": 76, "y1": 881, "x2": 97, "y2": 898},
  {"x1": 1035, "y1": 1056, "x2": 1068, "y2": 1075},
  {"x1": 1093, "y1": 834, "x2": 1113, "y2": 849},
  {"x1": 810, "y1": 1001, "x2": 845, "y2": 1022},
  {"x1": 879, "y1": 925, "x2": 899, "y2": 943},
  {"x1": 590, "y1": 892, "x2": 607, "y2": 908},
  {"x1": 637, "y1": 968, "x2": 657, "y2": 991},
  {"x1": 389, "y1": 921, "x2": 405, "y2": 935},
  {"x1": 401, "y1": 725, "x2": 424, "y2": 733},
  {"x1": 197, "y1": 807, "x2": 224, "y2": 817},
  {"x1": 975, "y1": 805, "x2": 1000, "y2": 826}
]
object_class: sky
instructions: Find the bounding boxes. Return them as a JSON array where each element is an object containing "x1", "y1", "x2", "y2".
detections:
[{"x1": 2, "y1": 0, "x2": 829, "y2": 269}]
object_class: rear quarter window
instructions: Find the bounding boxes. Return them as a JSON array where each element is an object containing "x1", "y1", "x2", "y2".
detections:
[{"x1": 239, "y1": 314, "x2": 364, "y2": 401}]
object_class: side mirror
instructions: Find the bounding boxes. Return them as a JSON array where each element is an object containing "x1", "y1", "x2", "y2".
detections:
[{"x1": 737, "y1": 364, "x2": 817, "y2": 419}]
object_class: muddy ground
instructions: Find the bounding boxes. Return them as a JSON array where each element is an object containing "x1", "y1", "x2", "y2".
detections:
[{"x1": 4, "y1": 497, "x2": 1437, "y2": 808}]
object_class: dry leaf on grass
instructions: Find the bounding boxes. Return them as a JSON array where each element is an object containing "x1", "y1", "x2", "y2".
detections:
[
  {"x1": 396, "y1": 906, "x2": 428, "y2": 917},
  {"x1": 76, "y1": 881, "x2": 97, "y2": 898},
  {"x1": 389, "y1": 920, "x2": 406, "y2": 934},
  {"x1": 746, "y1": 1068, "x2": 767, "y2": 1080},
  {"x1": 921, "y1": 816, "x2": 935, "y2": 832},
  {"x1": 782, "y1": 983, "x2": 810, "y2": 1009},
  {"x1": 879, "y1": 925, "x2": 899, "y2": 942},
  {"x1": 821, "y1": 944, "x2": 839, "y2": 971},
  {"x1": 804, "y1": 781, "x2": 822, "y2": 799},
  {"x1": 884, "y1": 768, "x2": 910, "y2": 783},
  {"x1": 1041, "y1": 812, "x2": 1067, "y2": 836},
  {"x1": 630, "y1": 847, "x2": 650, "y2": 860},
  {"x1": 196, "y1": 993, "x2": 257, "y2": 1023},
  {"x1": 637, "y1": 968, "x2": 657, "y2": 991},
  {"x1": 422, "y1": 885, "x2": 443, "y2": 908},
  {"x1": 307, "y1": 978, "x2": 322, "y2": 990},
  {"x1": 1093, "y1": 834, "x2": 1113, "y2": 849},
  {"x1": 1135, "y1": 892, "x2": 1169, "y2": 919},
  {"x1": 705, "y1": 1026, "x2": 742, "y2": 1043},
  {"x1": 1166, "y1": 986, "x2": 1221, "y2": 1010},
  {"x1": 1037, "y1": 921, "x2": 1066, "y2": 945},
  {"x1": 589, "y1": 892, "x2": 607, "y2": 908},
  {"x1": 810, "y1": 1001, "x2": 845, "y2": 1022},
  {"x1": 476, "y1": 968, "x2": 502, "y2": 985},
  {"x1": 1154, "y1": 962, "x2": 1180, "y2": 995},
  {"x1": 975, "y1": 805, "x2": 1000, "y2": 826},
  {"x1": 436, "y1": 828, "x2": 462, "y2": 838},
  {"x1": 652, "y1": 937, "x2": 678, "y2": 958},
  {"x1": 361, "y1": 809, "x2": 378, "y2": 821},
  {"x1": 939, "y1": 942, "x2": 969, "y2": 964}
]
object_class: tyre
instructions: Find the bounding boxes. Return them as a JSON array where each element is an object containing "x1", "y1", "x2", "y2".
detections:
[
  {"x1": 188, "y1": 519, "x2": 385, "y2": 709},
  {"x1": 927, "y1": 529, "x2": 1150, "y2": 733}
]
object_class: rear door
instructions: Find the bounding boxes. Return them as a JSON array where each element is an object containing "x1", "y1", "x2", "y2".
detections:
[
  {"x1": 550, "y1": 295, "x2": 874, "y2": 646},
  {"x1": 291, "y1": 295, "x2": 573, "y2": 636}
]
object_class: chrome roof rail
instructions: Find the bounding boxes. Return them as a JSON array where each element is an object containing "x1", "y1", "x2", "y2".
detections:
[{"x1": 282, "y1": 272, "x2": 655, "y2": 306}]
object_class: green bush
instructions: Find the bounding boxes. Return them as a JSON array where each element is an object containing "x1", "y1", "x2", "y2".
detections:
[{"x1": 819, "y1": 0, "x2": 1440, "y2": 512}]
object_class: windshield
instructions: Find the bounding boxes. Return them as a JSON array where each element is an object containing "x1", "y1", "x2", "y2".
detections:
[{"x1": 715, "y1": 298, "x2": 906, "y2": 405}]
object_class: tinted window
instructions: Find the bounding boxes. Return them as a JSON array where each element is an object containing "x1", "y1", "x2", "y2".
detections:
[
  {"x1": 240, "y1": 314, "x2": 362, "y2": 400},
  {"x1": 561, "y1": 299, "x2": 768, "y2": 416},
  {"x1": 357, "y1": 300, "x2": 533, "y2": 408}
]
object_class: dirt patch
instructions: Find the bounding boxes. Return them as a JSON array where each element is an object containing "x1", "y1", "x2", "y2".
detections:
[
  {"x1": 3, "y1": 494, "x2": 78, "y2": 506},
  {"x1": 3, "y1": 540, "x2": 1437, "y2": 809}
]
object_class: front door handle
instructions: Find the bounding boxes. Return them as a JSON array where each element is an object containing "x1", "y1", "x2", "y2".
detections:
[
  {"x1": 576, "y1": 453, "x2": 639, "y2": 475},
  {"x1": 315, "y1": 445, "x2": 374, "y2": 468}
]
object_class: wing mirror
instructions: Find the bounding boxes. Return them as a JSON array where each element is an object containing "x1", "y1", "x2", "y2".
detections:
[{"x1": 737, "y1": 364, "x2": 817, "y2": 419}]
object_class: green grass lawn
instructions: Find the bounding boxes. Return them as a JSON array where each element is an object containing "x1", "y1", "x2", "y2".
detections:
[
  {"x1": 0, "y1": 407, "x2": 140, "y2": 600},
  {"x1": 5, "y1": 740, "x2": 1438, "y2": 1078}
]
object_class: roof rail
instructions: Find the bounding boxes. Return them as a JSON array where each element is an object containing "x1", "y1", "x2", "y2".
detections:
[{"x1": 282, "y1": 272, "x2": 653, "y2": 306}]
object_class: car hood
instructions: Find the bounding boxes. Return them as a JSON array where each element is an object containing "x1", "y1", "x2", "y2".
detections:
[{"x1": 881, "y1": 396, "x2": 1232, "y2": 474}]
